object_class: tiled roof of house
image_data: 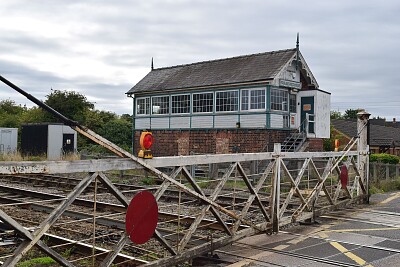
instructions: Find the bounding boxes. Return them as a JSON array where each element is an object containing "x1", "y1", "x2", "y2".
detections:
[
  {"x1": 332, "y1": 119, "x2": 400, "y2": 147},
  {"x1": 127, "y1": 48, "x2": 297, "y2": 95}
]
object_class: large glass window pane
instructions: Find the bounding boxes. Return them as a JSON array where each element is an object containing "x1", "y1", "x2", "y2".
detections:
[
  {"x1": 136, "y1": 97, "x2": 150, "y2": 115},
  {"x1": 193, "y1": 92, "x2": 213, "y2": 113},
  {"x1": 270, "y1": 89, "x2": 288, "y2": 111},
  {"x1": 152, "y1": 96, "x2": 169, "y2": 114},
  {"x1": 216, "y1": 91, "x2": 238, "y2": 112},
  {"x1": 241, "y1": 90, "x2": 249, "y2": 110},
  {"x1": 172, "y1": 94, "x2": 190, "y2": 114},
  {"x1": 289, "y1": 94, "x2": 297, "y2": 113},
  {"x1": 250, "y1": 89, "x2": 265, "y2": 109},
  {"x1": 242, "y1": 88, "x2": 265, "y2": 111}
]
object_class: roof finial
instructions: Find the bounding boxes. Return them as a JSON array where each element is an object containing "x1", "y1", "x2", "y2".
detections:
[
  {"x1": 151, "y1": 57, "x2": 154, "y2": 71},
  {"x1": 296, "y1": 33, "x2": 300, "y2": 70}
]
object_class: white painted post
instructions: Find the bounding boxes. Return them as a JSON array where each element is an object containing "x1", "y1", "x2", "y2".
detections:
[
  {"x1": 357, "y1": 111, "x2": 370, "y2": 198},
  {"x1": 272, "y1": 143, "x2": 281, "y2": 232}
]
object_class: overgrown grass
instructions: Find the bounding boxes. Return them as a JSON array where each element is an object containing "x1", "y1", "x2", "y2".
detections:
[
  {"x1": 369, "y1": 178, "x2": 400, "y2": 194},
  {"x1": 0, "y1": 152, "x2": 80, "y2": 161},
  {"x1": 140, "y1": 176, "x2": 156, "y2": 185},
  {"x1": 16, "y1": 256, "x2": 55, "y2": 267}
]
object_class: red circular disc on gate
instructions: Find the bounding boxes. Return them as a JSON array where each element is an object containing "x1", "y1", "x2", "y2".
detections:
[
  {"x1": 340, "y1": 165, "x2": 348, "y2": 189},
  {"x1": 125, "y1": 191, "x2": 158, "y2": 244}
]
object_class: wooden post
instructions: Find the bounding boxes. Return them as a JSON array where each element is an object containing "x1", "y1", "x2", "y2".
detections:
[
  {"x1": 386, "y1": 164, "x2": 390, "y2": 180},
  {"x1": 272, "y1": 143, "x2": 281, "y2": 233},
  {"x1": 357, "y1": 111, "x2": 370, "y2": 199}
]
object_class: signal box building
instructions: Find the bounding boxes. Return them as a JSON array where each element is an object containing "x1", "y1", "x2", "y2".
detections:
[{"x1": 127, "y1": 46, "x2": 330, "y2": 156}]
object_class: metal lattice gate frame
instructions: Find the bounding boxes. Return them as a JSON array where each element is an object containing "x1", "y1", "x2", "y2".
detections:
[{"x1": 0, "y1": 115, "x2": 370, "y2": 266}]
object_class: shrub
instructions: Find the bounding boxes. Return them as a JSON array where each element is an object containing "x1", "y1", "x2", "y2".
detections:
[{"x1": 369, "y1": 153, "x2": 400, "y2": 164}]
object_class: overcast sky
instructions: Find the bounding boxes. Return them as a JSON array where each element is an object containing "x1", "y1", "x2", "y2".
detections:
[{"x1": 0, "y1": 0, "x2": 399, "y2": 120}]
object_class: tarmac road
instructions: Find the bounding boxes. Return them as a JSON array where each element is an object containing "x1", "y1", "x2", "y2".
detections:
[{"x1": 214, "y1": 191, "x2": 400, "y2": 267}]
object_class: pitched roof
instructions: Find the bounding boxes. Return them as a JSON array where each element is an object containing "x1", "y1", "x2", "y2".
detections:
[
  {"x1": 331, "y1": 119, "x2": 400, "y2": 147},
  {"x1": 127, "y1": 48, "x2": 297, "y2": 95}
]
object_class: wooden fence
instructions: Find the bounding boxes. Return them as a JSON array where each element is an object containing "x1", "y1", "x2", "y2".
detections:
[{"x1": 370, "y1": 162, "x2": 400, "y2": 181}]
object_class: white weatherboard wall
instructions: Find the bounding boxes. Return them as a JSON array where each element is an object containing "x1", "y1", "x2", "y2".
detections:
[
  {"x1": 191, "y1": 116, "x2": 213, "y2": 128},
  {"x1": 47, "y1": 125, "x2": 77, "y2": 160},
  {"x1": 214, "y1": 115, "x2": 237, "y2": 128},
  {"x1": 270, "y1": 114, "x2": 284, "y2": 128},
  {"x1": 297, "y1": 90, "x2": 331, "y2": 138},
  {"x1": 135, "y1": 118, "x2": 150, "y2": 130},
  {"x1": 240, "y1": 114, "x2": 266, "y2": 128},
  {"x1": 170, "y1": 116, "x2": 190, "y2": 129},
  {"x1": 0, "y1": 128, "x2": 18, "y2": 154}
]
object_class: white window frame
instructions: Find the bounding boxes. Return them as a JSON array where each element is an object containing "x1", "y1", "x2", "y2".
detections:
[
  {"x1": 283, "y1": 115, "x2": 289, "y2": 128},
  {"x1": 171, "y1": 94, "x2": 190, "y2": 114},
  {"x1": 136, "y1": 97, "x2": 150, "y2": 116},
  {"x1": 192, "y1": 92, "x2": 214, "y2": 113},
  {"x1": 151, "y1": 95, "x2": 170, "y2": 115},
  {"x1": 270, "y1": 88, "x2": 288, "y2": 111},
  {"x1": 216, "y1": 90, "x2": 239, "y2": 112},
  {"x1": 241, "y1": 88, "x2": 266, "y2": 111},
  {"x1": 289, "y1": 94, "x2": 297, "y2": 113}
]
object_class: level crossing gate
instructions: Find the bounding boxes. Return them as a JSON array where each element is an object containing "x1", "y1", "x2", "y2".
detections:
[{"x1": 0, "y1": 113, "x2": 370, "y2": 266}]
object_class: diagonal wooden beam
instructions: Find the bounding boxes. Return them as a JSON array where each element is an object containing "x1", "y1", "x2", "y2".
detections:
[
  {"x1": 100, "y1": 234, "x2": 130, "y2": 267},
  {"x1": 177, "y1": 163, "x2": 237, "y2": 252},
  {"x1": 279, "y1": 158, "x2": 310, "y2": 219},
  {"x1": 236, "y1": 163, "x2": 270, "y2": 220},
  {"x1": 232, "y1": 160, "x2": 275, "y2": 232},
  {"x1": 280, "y1": 159, "x2": 308, "y2": 206},
  {"x1": 2, "y1": 172, "x2": 97, "y2": 266},
  {"x1": 309, "y1": 159, "x2": 334, "y2": 205},
  {"x1": 98, "y1": 170, "x2": 178, "y2": 262},
  {"x1": 154, "y1": 167, "x2": 182, "y2": 201},
  {"x1": 351, "y1": 157, "x2": 367, "y2": 195},
  {"x1": 181, "y1": 167, "x2": 232, "y2": 236},
  {"x1": 0, "y1": 209, "x2": 74, "y2": 267},
  {"x1": 293, "y1": 157, "x2": 338, "y2": 219},
  {"x1": 97, "y1": 172, "x2": 130, "y2": 206}
]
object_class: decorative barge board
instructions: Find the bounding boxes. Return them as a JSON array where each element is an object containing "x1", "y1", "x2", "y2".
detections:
[{"x1": 127, "y1": 42, "x2": 331, "y2": 156}]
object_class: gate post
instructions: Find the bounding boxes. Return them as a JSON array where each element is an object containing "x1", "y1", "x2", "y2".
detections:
[
  {"x1": 357, "y1": 111, "x2": 370, "y2": 199},
  {"x1": 271, "y1": 143, "x2": 281, "y2": 232}
]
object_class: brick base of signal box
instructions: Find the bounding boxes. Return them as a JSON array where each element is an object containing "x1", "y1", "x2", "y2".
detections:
[{"x1": 133, "y1": 130, "x2": 324, "y2": 157}]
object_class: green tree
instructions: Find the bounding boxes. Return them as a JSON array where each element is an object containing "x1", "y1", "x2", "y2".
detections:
[
  {"x1": 120, "y1": 114, "x2": 132, "y2": 123},
  {"x1": 98, "y1": 119, "x2": 132, "y2": 151},
  {"x1": 0, "y1": 100, "x2": 26, "y2": 127},
  {"x1": 20, "y1": 106, "x2": 47, "y2": 123},
  {"x1": 43, "y1": 89, "x2": 94, "y2": 123},
  {"x1": 330, "y1": 110, "x2": 343, "y2": 119},
  {"x1": 84, "y1": 110, "x2": 117, "y2": 131},
  {"x1": 343, "y1": 109, "x2": 362, "y2": 119}
]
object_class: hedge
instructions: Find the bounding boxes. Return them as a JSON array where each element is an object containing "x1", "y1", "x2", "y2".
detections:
[{"x1": 369, "y1": 153, "x2": 400, "y2": 164}]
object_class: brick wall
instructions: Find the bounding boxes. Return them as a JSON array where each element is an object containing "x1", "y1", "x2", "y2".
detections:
[
  {"x1": 134, "y1": 129, "x2": 291, "y2": 156},
  {"x1": 307, "y1": 138, "x2": 324, "y2": 152}
]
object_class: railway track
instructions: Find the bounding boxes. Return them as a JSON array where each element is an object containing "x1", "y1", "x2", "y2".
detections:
[
  {"x1": 0, "y1": 173, "x2": 258, "y2": 265},
  {"x1": 0, "y1": 172, "x2": 358, "y2": 266}
]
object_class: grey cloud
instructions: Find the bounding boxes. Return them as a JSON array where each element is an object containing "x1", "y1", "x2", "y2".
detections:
[{"x1": 0, "y1": 0, "x2": 400, "y2": 119}]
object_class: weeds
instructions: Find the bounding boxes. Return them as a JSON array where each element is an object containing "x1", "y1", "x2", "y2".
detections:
[
  {"x1": 369, "y1": 177, "x2": 400, "y2": 195},
  {"x1": 16, "y1": 257, "x2": 55, "y2": 267}
]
